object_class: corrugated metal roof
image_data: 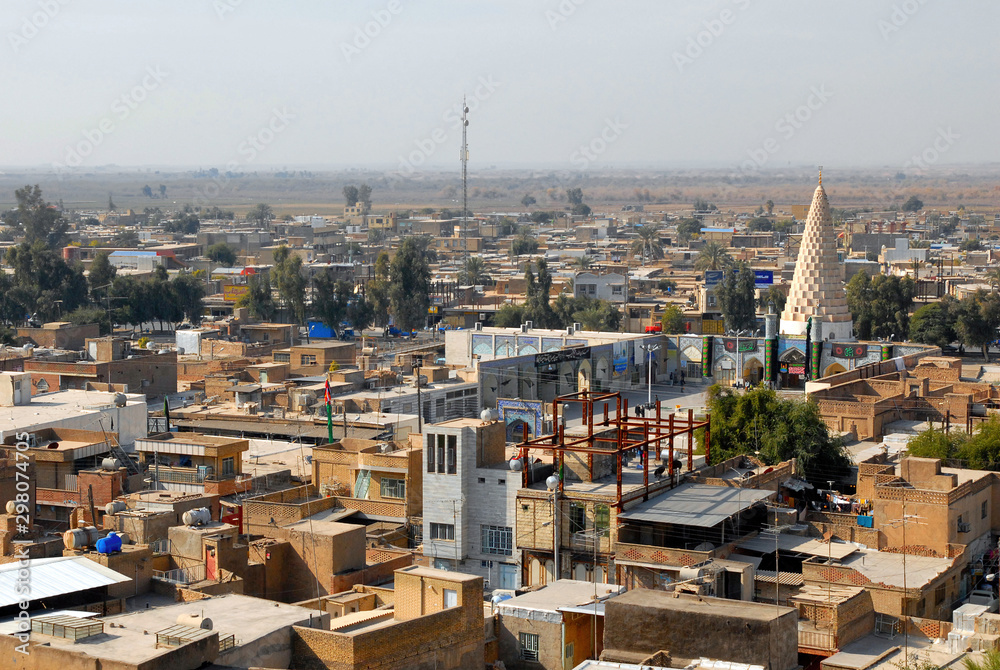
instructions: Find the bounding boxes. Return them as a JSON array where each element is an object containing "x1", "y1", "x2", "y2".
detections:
[
  {"x1": 618, "y1": 483, "x2": 773, "y2": 528},
  {"x1": 737, "y1": 534, "x2": 858, "y2": 560},
  {"x1": 0, "y1": 555, "x2": 130, "y2": 607},
  {"x1": 754, "y1": 570, "x2": 805, "y2": 586}
]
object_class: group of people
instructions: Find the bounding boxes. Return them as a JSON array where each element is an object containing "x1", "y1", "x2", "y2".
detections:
[{"x1": 668, "y1": 370, "x2": 686, "y2": 388}]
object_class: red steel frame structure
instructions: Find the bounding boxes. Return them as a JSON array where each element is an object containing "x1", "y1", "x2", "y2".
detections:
[{"x1": 515, "y1": 390, "x2": 711, "y2": 511}]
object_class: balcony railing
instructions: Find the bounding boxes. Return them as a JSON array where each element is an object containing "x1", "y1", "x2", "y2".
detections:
[{"x1": 152, "y1": 564, "x2": 206, "y2": 585}]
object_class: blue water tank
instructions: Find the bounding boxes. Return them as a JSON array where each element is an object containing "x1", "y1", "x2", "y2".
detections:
[{"x1": 96, "y1": 532, "x2": 122, "y2": 554}]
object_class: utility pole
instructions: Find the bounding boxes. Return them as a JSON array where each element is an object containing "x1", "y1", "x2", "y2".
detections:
[
  {"x1": 461, "y1": 96, "x2": 469, "y2": 262},
  {"x1": 415, "y1": 365, "x2": 422, "y2": 433}
]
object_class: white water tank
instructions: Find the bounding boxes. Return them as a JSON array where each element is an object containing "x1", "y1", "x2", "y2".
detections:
[
  {"x1": 176, "y1": 613, "x2": 213, "y2": 630},
  {"x1": 182, "y1": 508, "x2": 211, "y2": 527},
  {"x1": 63, "y1": 526, "x2": 101, "y2": 550},
  {"x1": 105, "y1": 500, "x2": 126, "y2": 515},
  {"x1": 102, "y1": 458, "x2": 121, "y2": 471},
  {"x1": 5, "y1": 501, "x2": 17, "y2": 515}
]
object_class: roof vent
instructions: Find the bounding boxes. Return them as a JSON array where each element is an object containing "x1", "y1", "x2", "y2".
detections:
[
  {"x1": 32, "y1": 615, "x2": 104, "y2": 641},
  {"x1": 474, "y1": 322, "x2": 483, "y2": 331},
  {"x1": 573, "y1": 322, "x2": 582, "y2": 332}
]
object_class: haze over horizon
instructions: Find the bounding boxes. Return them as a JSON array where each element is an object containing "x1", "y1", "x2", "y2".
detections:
[{"x1": 2, "y1": 1, "x2": 998, "y2": 173}]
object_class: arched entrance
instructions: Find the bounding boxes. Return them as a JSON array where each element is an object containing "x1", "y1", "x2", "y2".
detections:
[
  {"x1": 824, "y1": 362, "x2": 847, "y2": 377},
  {"x1": 779, "y1": 348, "x2": 807, "y2": 388},
  {"x1": 681, "y1": 345, "x2": 702, "y2": 379},
  {"x1": 577, "y1": 360, "x2": 592, "y2": 392},
  {"x1": 743, "y1": 358, "x2": 764, "y2": 385},
  {"x1": 714, "y1": 356, "x2": 736, "y2": 386}
]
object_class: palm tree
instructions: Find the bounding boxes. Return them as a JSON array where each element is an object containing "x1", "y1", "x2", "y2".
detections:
[
  {"x1": 573, "y1": 256, "x2": 593, "y2": 270},
  {"x1": 964, "y1": 648, "x2": 1000, "y2": 670},
  {"x1": 459, "y1": 256, "x2": 491, "y2": 286},
  {"x1": 986, "y1": 267, "x2": 1000, "y2": 292},
  {"x1": 694, "y1": 241, "x2": 733, "y2": 271},
  {"x1": 630, "y1": 225, "x2": 664, "y2": 265}
]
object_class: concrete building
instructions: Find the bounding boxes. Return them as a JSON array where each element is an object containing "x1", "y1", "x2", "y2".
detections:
[
  {"x1": 16, "y1": 320, "x2": 99, "y2": 350},
  {"x1": 421, "y1": 417, "x2": 520, "y2": 589},
  {"x1": 0, "y1": 379, "x2": 147, "y2": 449},
  {"x1": 134, "y1": 432, "x2": 250, "y2": 496},
  {"x1": 573, "y1": 272, "x2": 627, "y2": 303},
  {"x1": 274, "y1": 341, "x2": 356, "y2": 375},
  {"x1": 600, "y1": 590, "x2": 799, "y2": 670}
]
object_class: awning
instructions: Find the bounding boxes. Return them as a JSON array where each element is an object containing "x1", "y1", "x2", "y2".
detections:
[
  {"x1": 618, "y1": 483, "x2": 774, "y2": 528},
  {"x1": 0, "y1": 556, "x2": 129, "y2": 607}
]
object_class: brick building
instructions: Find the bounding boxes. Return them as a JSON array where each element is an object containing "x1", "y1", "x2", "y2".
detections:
[
  {"x1": 135, "y1": 432, "x2": 250, "y2": 496},
  {"x1": 290, "y1": 565, "x2": 485, "y2": 670}
]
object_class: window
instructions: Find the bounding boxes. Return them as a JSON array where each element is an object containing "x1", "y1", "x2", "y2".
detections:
[
  {"x1": 446, "y1": 435, "x2": 457, "y2": 474},
  {"x1": 427, "y1": 434, "x2": 436, "y2": 473},
  {"x1": 274, "y1": 352, "x2": 290, "y2": 363},
  {"x1": 430, "y1": 523, "x2": 455, "y2": 541},
  {"x1": 299, "y1": 354, "x2": 317, "y2": 366},
  {"x1": 443, "y1": 588, "x2": 458, "y2": 608},
  {"x1": 519, "y1": 632, "x2": 540, "y2": 661},
  {"x1": 221, "y1": 457, "x2": 235, "y2": 476},
  {"x1": 983, "y1": 501, "x2": 989, "y2": 519},
  {"x1": 478, "y1": 477, "x2": 486, "y2": 484},
  {"x1": 565, "y1": 642, "x2": 575, "y2": 659},
  {"x1": 497, "y1": 479, "x2": 505, "y2": 486},
  {"x1": 569, "y1": 503, "x2": 586, "y2": 534},
  {"x1": 481, "y1": 525, "x2": 513, "y2": 556},
  {"x1": 708, "y1": 295, "x2": 717, "y2": 308},
  {"x1": 611, "y1": 285, "x2": 623, "y2": 295},
  {"x1": 594, "y1": 504, "x2": 610, "y2": 532},
  {"x1": 437, "y1": 435, "x2": 446, "y2": 474},
  {"x1": 380, "y1": 478, "x2": 405, "y2": 499}
]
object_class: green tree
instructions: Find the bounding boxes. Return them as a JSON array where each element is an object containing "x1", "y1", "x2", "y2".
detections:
[
  {"x1": 11, "y1": 185, "x2": 70, "y2": 249},
  {"x1": 357, "y1": 183, "x2": 372, "y2": 213},
  {"x1": 630, "y1": 225, "x2": 664, "y2": 264},
  {"x1": 170, "y1": 272, "x2": 206, "y2": 324},
  {"x1": 521, "y1": 194, "x2": 536, "y2": 208},
  {"x1": 571, "y1": 203, "x2": 592, "y2": 217},
  {"x1": 961, "y1": 416, "x2": 1000, "y2": 470},
  {"x1": 493, "y1": 303, "x2": 526, "y2": 328},
  {"x1": 206, "y1": 242, "x2": 238, "y2": 267},
  {"x1": 846, "y1": 272, "x2": 916, "y2": 340},
  {"x1": 955, "y1": 290, "x2": 1000, "y2": 361},
  {"x1": 906, "y1": 426, "x2": 965, "y2": 461},
  {"x1": 246, "y1": 203, "x2": 274, "y2": 230},
  {"x1": 758, "y1": 285, "x2": 786, "y2": 315},
  {"x1": 960, "y1": 238, "x2": 983, "y2": 252},
  {"x1": 142, "y1": 185, "x2": 153, "y2": 198},
  {"x1": 237, "y1": 274, "x2": 276, "y2": 321},
  {"x1": 523, "y1": 259, "x2": 556, "y2": 328},
  {"x1": 88, "y1": 251, "x2": 117, "y2": 302},
  {"x1": 159, "y1": 184, "x2": 167, "y2": 199},
  {"x1": 165, "y1": 213, "x2": 199, "y2": 235},
  {"x1": 901, "y1": 196, "x2": 924, "y2": 212},
  {"x1": 747, "y1": 217, "x2": 772, "y2": 232},
  {"x1": 765, "y1": 200, "x2": 774, "y2": 215},
  {"x1": 573, "y1": 256, "x2": 593, "y2": 270},
  {"x1": 65, "y1": 306, "x2": 111, "y2": 336},
  {"x1": 701, "y1": 384, "x2": 850, "y2": 486},
  {"x1": 343, "y1": 185, "x2": 359, "y2": 207},
  {"x1": 661, "y1": 304, "x2": 685, "y2": 333},
  {"x1": 458, "y1": 256, "x2": 491, "y2": 286},
  {"x1": 963, "y1": 647, "x2": 1000, "y2": 670},
  {"x1": 272, "y1": 246, "x2": 306, "y2": 325},
  {"x1": 676, "y1": 218, "x2": 702, "y2": 245},
  {"x1": 510, "y1": 229, "x2": 539, "y2": 258},
  {"x1": 566, "y1": 188, "x2": 584, "y2": 206},
  {"x1": 909, "y1": 300, "x2": 957, "y2": 348},
  {"x1": 716, "y1": 262, "x2": 758, "y2": 332},
  {"x1": 388, "y1": 237, "x2": 431, "y2": 332},
  {"x1": 366, "y1": 251, "x2": 391, "y2": 328},
  {"x1": 694, "y1": 241, "x2": 732, "y2": 271}
]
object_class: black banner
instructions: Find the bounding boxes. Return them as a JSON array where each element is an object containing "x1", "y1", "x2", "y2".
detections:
[{"x1": 534, "y1": 346, "x2": 591, "y2": 367}]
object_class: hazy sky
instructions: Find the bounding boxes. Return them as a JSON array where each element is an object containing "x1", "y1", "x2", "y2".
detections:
[{"x1": 2, "y1": 0, "x2": 997, "y2": 172}]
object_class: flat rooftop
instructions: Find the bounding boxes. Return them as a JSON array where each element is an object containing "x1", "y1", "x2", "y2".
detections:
[
  {"x1": 282, "y1": 514, "x2": 359, "y2": 536},
  {"x1": 837, "y1": 548, "x2": 955, "y2": 589},
  {"x1": 619, "y1": 483, "x2": 774, "y2": 528},
  {"x1": 497, "y1": 579, "x2": 622, "y2": 614},
  {"x1": 136, "y1": 432, "x2": 244, "y2": 448},
  {"x1": 0, "y1": 389, "x2": 146, "y2": 441},
  {"x1": 396, "y1": 564, "x2": 481, "y2": 583},
  {"x1": 610, "y1": 590, "x2": 795, "y2": 622}
]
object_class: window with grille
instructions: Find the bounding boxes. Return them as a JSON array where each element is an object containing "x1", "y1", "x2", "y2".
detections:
[
  {"x1": 430, "y1": 523, "x2": 454, "y2": 541},
  {"x1": 300, "y1": 354, "x2": 317, "y2": 366},
  {"x1": 380, "y1": 478, "x2": 405, "y2": 499},
  {"x1": 446, "y1": 435, "x2": 457, "y2": 474},
  {"x1": 520, "y1": 632, "x2": 539, "y2": 661},
  {"x1": 481, "y1": 525, "x2": 512, "y2": 556},
  {"x1": 427, "y1": 434, "x2": 436, "y2": 472},
  {"x1": 569, "y1": 503, "x2": 586, "y2": 534},
  {"x1": 594, "y1": 504, "x2": 610, "y2": 532},
  {"x1": 437, "y1": 434, "x2": 445, "y2": 474}
]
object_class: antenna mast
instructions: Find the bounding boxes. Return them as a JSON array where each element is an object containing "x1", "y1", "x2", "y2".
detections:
[{"x1": 461, "y1": 96, "x2": 469, "y2": 261}]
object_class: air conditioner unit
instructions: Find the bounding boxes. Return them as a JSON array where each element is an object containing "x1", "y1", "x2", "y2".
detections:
[{"x1": 958, "y1": 522, "x2": 971, "y2": 533}]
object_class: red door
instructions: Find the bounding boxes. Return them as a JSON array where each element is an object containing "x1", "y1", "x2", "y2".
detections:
[{"x1": 206, "y1": 547, "x2": 217, "y2": 581}]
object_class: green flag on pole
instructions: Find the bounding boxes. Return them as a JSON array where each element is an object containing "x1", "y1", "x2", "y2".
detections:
[{"x1": 325, "y1": 379, "x2": 334, "y2": 444}]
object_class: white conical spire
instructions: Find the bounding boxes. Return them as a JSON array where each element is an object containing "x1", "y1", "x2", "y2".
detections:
[{"x1": 779, "y1": 171, "x2": 854, "y2": 340}]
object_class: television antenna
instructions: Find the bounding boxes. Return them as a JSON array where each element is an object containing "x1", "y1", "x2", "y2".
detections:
[{"x1": 461, "y1": 96, "x2": 469, "y2": 261}]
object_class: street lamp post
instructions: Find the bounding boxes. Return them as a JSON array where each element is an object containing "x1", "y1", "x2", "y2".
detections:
[
  {"x1": 546, "y1": 474, "x2": 560, "y2": 580},
  {"x1": 641, "y1": 343, "x2": 661, "y2": 406}
]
